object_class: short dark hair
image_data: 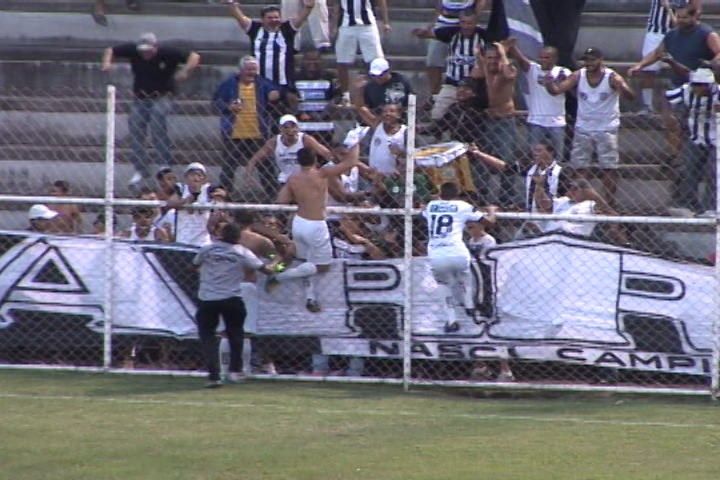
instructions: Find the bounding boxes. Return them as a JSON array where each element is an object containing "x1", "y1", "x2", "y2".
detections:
[
  {"x1": 234, "y1": 210, "x2": 256, "y2": 226},
  {"x1": 94, "y1": 212, "x2": 118, "y2": 227},
  {"x1": 541, "y1": 45, "x2": 559, "y2": 57},
  {"x1": 297, "y1": 148, "x2": 317, "y2": 167},
  {"x1": 261, "y1": 5, "x2": 281, "y2": 16},
  {"x1": 137, "y1": 186, "x2": 155, "y2": 197},
  {"x1": 439, "y1": 182, "x2": 460, "y2": 200},
  {"x1": 53, "y1": 180, "x2": 70, "y2": 193},
  {"x1": 156, "y1": 167, "x2": 174, "y2": 181},
  {"x1": 534, "y1": 138, "x2": 555, "y2": 155},
  {"x1": 220, "y1": 222, "x2": 242, "y2": 244},
  {"x1": 131, "y1": 206, "x2": 154, "y2": 218}
]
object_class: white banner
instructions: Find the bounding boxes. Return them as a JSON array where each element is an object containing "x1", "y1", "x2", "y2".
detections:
[{"x1": 0, "y1": 232, "x2": 715, "y2": 375}]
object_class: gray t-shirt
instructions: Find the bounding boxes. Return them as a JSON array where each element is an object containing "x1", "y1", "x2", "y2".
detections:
[{"x1": 193, "y1": 241, "x2": 263, "y2": 301}]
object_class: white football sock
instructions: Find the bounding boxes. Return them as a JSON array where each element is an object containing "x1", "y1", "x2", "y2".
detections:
[
  {"x1": 436, "y1": 283, "x2": 456, "y2": 325},
  {"x1": 275, "y1": 262, "x2": 318, "y2": 280},
  {"x1": 303, "y1": 276, "x2": 317, "y2": 302},
  {"x1": 242, "y1": 338, "x2": 252, "y2": 375},
  {"x1": 219, "y1": 337, "x2": 230, "y2": 378},
  {"x1": 459, "y1": 270, "x2": 475, "y2": 310},
  {"x1": 641, "y1": 89, "x2": 653, "y2": 110}
]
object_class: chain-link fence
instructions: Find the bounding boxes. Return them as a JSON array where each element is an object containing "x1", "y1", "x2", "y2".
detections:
[{"x1": 0, "y1": 86, "x2": 719, "y2": 396}]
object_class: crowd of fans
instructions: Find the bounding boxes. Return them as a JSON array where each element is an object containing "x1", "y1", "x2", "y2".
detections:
[{"x1": 21, "y1": 0, "x2": 720, "y2": 382}]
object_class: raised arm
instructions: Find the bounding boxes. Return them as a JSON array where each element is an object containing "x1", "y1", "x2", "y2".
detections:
[
  {"x1": 228, "y1": 1, "x2": 252, "y2": 32},
  {"x1": 303, "y1": 134, "x2": 335, "y2": 162},
  {"x1": 504, "y1": 37, "x2": 530, "y2": 73},
  {"x1": 545, "y1": 70, "x2": 580, "y2": 95},
  {"x1": 246, "y1": 137, "x2": 277, "y2": 178},
  {"x1": 609, "y1": 72, "x2": 636, "y2": 100},
  {"x1": 175, "y1": 51, "x2": 201, "y2": 81},
  {"x1": 470, "y1": 45, "x2": 486, "y2": 79},
  {"x1": 291, "y1": 0, "x2": 316, "y2": 30},
  {"x1": 276, "y1": 182, "x2": 294, "y2": 204},
  {"x1": 468, "y1": 143, "x2": 510, "y2": 170},
  {"x1": 321, "y1": 144, "x2": 360, "y2": 178},
  {"x1": 533, "y1": 175, "x2": 553, "y2": 213},
  {"x1": 101, "y1": 48, "x2": 114, "y2": 72},
  {"x1": 496, "y1": 42, "x2": 517, "y2": 80}
]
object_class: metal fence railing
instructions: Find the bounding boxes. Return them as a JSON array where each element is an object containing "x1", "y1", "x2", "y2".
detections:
[{"x1": 0, "y1": 85, "x2": 718, "y2": 397}]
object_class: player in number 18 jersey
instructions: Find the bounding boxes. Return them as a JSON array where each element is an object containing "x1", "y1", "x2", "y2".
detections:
[{"x1": 421, "y1": 182, "x2": 496, "y2": 332}]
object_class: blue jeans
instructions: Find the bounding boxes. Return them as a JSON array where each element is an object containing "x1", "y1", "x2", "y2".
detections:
[
  {"x1": 528, "y1": 124, "x2": 565, "y2": 161},
  {"x1": 128, "y1": 97, "x2": 173, "y2": 177},
  {"x1": 676, "y1": 142, "x2": 717, "y2": 212},
  {"x1": 484, "y1": 116, "x2": 518, "y2": 207}
]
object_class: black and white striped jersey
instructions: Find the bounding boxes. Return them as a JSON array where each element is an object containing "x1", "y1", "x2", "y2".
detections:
[
  {"x1": 434, "y1": 25, "x2": 486, "y2": 85},
  {"x1": 246, "y1": 20, "x2": 297, "y2": 86},
  {"x1": 647, "y1": 0, "x2": 674, "y2": 35},
  {"x1": 667, "y1": 83, "x2": 720, "y2": 147},
  {"x1": 339, "y1": 0, "x2": 376, "y2": 27}
]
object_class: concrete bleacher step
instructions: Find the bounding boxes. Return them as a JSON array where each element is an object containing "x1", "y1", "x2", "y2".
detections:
[{"x1": 5, "y1": 0, "x2": 719, "y2": 70}]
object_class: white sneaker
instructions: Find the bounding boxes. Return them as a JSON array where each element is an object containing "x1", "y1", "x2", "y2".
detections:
[
  {"x1": 340, "y1": 92, "x2": 351, "y2": 106},
  {"x1": 697, "y1": 210, "x2": 717, "y2": 218},
  {"x1": 259, "y1": 363, "x2": 278, "y2": 376},
  {"x1": 343, "y1": 125, "x2": 370, "y2": 148},
  {"x1": 496, "y1": 371, "x2": 515, "y2": 382},
  {"x1": 667, "y1": 207, "x2": 695, "y2": 218},
  {"x1": 223, "y1": 371, "x2": 246, "y2": 384}
]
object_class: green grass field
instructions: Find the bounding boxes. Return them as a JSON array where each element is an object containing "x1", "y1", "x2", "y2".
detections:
[{"x1": 2, "y1": 371, "x2": 720, "y2": 480}]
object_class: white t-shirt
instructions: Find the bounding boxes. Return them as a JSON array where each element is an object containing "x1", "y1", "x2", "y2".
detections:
[
  {"x1": 526, "y1": 62, "x2": 570, "y2": 128},
  {"x1": 128, "y1": 224, "x2": 158, "y2": 241},
  {"x1": 275, "y1": 132, "x2": 305, "y2": 183},
  {"x1": 369, "y1": 124, "x2": 407, "y2": 175},
  {"x1": 543, "y1": 197, "x2": 597, "y2": 237},
  {"x1": 576, "y1": 68, "x2": 620, "y2": 132},
  {"x1": 175, "y1": 184, "x2": 212, "y2": 246},
  {"x1": 155, "y1": 209, "x2": 175, "y2": 237},
  {"x1": 422, "y1": 199, "x2": 483, "y2": 259},
  {"x1": 467, "y1": 234, "x2": 496, "y2": 256}
]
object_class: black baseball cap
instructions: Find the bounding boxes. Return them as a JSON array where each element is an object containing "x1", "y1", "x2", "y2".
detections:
[{"x1": 580, "y1": 47, "x2": 603, "y2": 60}]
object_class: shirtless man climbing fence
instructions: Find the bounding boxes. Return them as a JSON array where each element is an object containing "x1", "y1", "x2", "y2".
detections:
[{"x1": 266, "y1": 126, "x2": 369, "y2": 312}]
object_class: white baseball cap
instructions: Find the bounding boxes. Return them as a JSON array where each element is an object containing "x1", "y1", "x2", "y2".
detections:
[
  {"x1": 690, "y1": 68, "x2": 715, "y2": 84},
  {"x1": 137, "y1": 33, "x2": 158, "y2": 52},
  {"x1": 28, "y1": 204, "x2": 58, "y2": 221},
  {"x1": 184, "y1": 162, "x2": 207, "y2": 175},
  {"x1": 369, "y1": 58, "x2": 390, "y2": 76},
  {"x1": 279, "y1": 114, "x2": 299, "y2": 126}
]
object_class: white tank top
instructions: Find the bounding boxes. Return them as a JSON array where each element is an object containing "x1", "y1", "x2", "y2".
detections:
[
  {"x1": 129, "y1": 224, "x2": 157, "y2": 241},
  {"x1": 274, "y1": 132, "x2": 305, "y2": 183},
  {"x1": 175, "y1": 184, "x2": 212, "y2": 246},
  {"x1": 369, "y1": 124, "x2": 407, "y2": 175},
  {"x1": 576, "y1": 68, "x2": 620, "y2": 132}
]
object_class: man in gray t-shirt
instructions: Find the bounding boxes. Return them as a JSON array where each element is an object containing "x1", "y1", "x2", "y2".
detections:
[
  {"x1": 193, "y1": 223, "x2": 273, "y2": 388},
  {"x1": 194, "y1": 242, "x2": 264, "y2": 301}
]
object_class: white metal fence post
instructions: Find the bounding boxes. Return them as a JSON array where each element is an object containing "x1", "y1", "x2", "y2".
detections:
[
  {"x1": 402, "y1": 94, "x2": 417, "y2": 391},
  {"x1": 103, "y1": 84, "x2": 117, "y2": 370}
]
